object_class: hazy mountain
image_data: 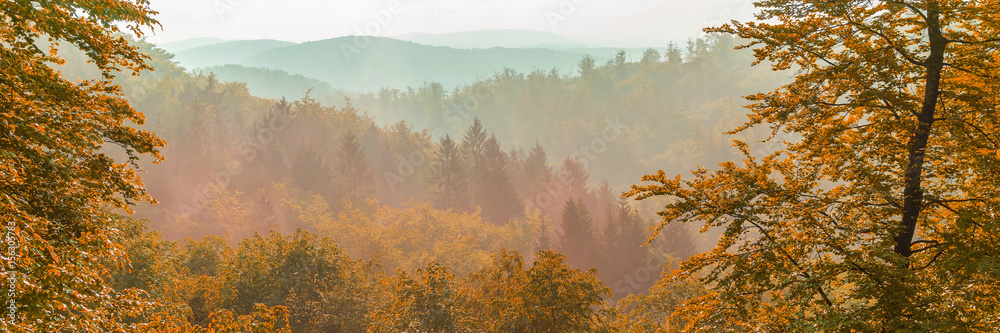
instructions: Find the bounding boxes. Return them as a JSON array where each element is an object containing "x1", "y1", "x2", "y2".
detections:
[
  {"x1": 155, "y1": 32, "x2": 671, "y2": 93},
  {"x1": 156, "y1": 37, "x2": 227, "y2": 53},
  {"x1": 172, "y1": 39, "x2": 297, "y2": 69},
  {"x1": 238, "y1": 36, "x2": 601, "y2": 91},
  {"x1": 200, "y1": 64, "x2": 343, "y2": 100},
  {"x1": 392, "y1": 29, "x2": 585, "y2": 49}
]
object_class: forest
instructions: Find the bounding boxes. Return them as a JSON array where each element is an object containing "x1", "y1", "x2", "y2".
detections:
[{"x1": 2, "y1": 0, "x2": 1000, "y2": 332}]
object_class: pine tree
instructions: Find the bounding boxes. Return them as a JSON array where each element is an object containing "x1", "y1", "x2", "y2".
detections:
[
  {"x1": 431, "y1": 135, "x2": 470, "y2": 211},
  {"x1": 335, "y1": 130, "x2": 374, "y2": 201},
  {"x1": 508, "y1": 147, "x2": 527, "y2": 197},
  {"x1": 461, "y1": 117, "x2": 487, "y2": 172},
  {"x1": 599, "y1": 199, "x2": 650, "y2": 290},
  {"x1": 555, "y1": 157, "x2": 592, "y2": 212},
  {"x1": 476, "y1": 135, "x2": 523, "y2": 225},
  {"x1": 559, "y1": 199, "x2": 599, "y2": 270},
  {"x1": 522, "y1": 141, "x2": 552, "y2": 195}
]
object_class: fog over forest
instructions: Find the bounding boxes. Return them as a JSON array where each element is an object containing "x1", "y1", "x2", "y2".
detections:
[{"x1": 4, "y1": 1, "x2": 1000, "y2": 332}]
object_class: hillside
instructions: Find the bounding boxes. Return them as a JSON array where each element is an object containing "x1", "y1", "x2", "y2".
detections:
[
  {"x1": 158, "y1": 32, "x2": 675, "y2": 93},
  {"x1": 172, "y1": 39, "x2": 297, "y2": 69},
  {"x1": 156, "y1": 36, "x2": 227, "y2": 53},
  {"x1": 200, "y1": 64, "x2": 344, "y2": 100},
  {"x1": 392, "y1": 29, "x2": 585, "y2": 49},
  {"x1": 237, "y1": 36, "x2": 601, "y2": 91}
]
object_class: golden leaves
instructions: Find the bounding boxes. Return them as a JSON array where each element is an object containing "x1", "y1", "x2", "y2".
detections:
[
  {"x1": 629, "y1": 0, "x2": 1000, "y2": 331},
  {"x1": 1, "y1": 0, "x2": 164, "y2": 331}
]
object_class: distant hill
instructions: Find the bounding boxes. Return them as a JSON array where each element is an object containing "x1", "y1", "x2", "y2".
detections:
[
  {"x1": 157, "y1": 37, "x2": 227, "y2": 54},
  {"x1": 200, "y1": 64, "x2": 343, "y2": 100},
  {"x1": 155, "y1": 32, "x2": 675, "y2": 93},
  {"x1": 173, "y1": 39, "x2": 297, "y2": 69},
  {"x1": 237, "y1": 36, "x2": 601, "y2": 91},
  {"x1": 392, "y1": 29, "x2": 585, "y2": 49}
]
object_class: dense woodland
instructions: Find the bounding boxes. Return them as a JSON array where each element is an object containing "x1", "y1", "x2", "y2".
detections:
[{"x1": 3, "y1": 0, "x2": 1000, "y2": 332}]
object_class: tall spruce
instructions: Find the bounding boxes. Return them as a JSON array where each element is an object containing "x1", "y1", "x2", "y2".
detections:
[
  {"x1": 431, "y1": 135, "x2": 469, "y2": 211},
  {"x1": 559, "y1": 199, "x2": 599, "y2": 270},
  {"x1": 475, "y1": 135, "x2": 522, "y2": 225},
  {"x1": 522, "y1": 141, "x2": 553, "y2": 195},
  {"x1": 335, "y1": 130, "x2": 374, "y2": 201},
  {"x1": 461, "y1": 117, "x2": 488, "y2": 173}
]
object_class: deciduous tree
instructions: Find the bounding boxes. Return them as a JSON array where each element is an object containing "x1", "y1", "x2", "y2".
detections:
[
  {"x1": 628, "y1": 1, "x2": 1000, "y2": 331},
  {"x1": 0, "y1": 0, "x2": 165, "y2": 330}
]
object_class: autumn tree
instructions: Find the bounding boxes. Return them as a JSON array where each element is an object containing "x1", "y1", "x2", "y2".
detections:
[
  {"x1": 224, "y1": 230, "x2": 369, "y2": 332},
  {"x1": 0, "y1": 0, "x2": 167, "y2": 331},
  {"x1": 375, "y1": 262, "x2": 462, "y2": 333},
  {"x1": 628, "y1": 1, "x2": 1000, "y2": 331},
  {"x1": 463, "y1": 250, "x2": 612, "y2": 332}
]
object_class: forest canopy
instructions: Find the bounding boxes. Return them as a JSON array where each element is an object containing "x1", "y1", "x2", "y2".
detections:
[{"x1": 2, "y1": 0, "x2": 999, "y2": 332}]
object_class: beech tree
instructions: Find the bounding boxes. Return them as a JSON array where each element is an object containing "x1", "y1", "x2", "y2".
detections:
[
  {"x1": 0, "y1": 0, "x2": 167, "y2": 331},
  {"x1": 628, "y1": 1, "x2": 1000, "y2": 331}
]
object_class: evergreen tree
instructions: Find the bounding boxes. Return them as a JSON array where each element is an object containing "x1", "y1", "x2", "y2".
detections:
[
  {"x1": 291, "y1": 146, "x2": 331, "y2": 198},
  {"x1": 461, "y1": 117, "x2": 488, "y2": 172},
  {"x1": 557, "y1": 157, "x2": 591, "y2": 205},
  {"x1": 591, "y1": 179, "x2": 616, "y2": 225},
  {"x1": 508, "y1": 146, "x2": 527, "y2": 197},
  {"x1": 476, "y1": 135, "x2": 523, "y2": 225},
  {"x1": 559, "y1": 199, "x2": 599, "y2": 270},
  {"x1": 640, "y1": 48, "x2": 662, "y2": 70},
  {"x1": 431, "y1": 135, "x2": 470, "y2": 211},
  {"x1": 599, "y1": 199, "x2": 650, "y2": 290},
  {"x1": 578, "y1": 55, "x2": 596, "y2": 78},
  {"x1": 522, "y1": 141, "x2": 552, "y2": 196},
  {"x1": 335, "y1": 130, "x2": 374, "y2": 201}
]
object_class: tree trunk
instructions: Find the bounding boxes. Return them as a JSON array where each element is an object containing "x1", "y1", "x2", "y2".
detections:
[{"x1": 893, "y1": 7, "x2": 945, "y2": 260}]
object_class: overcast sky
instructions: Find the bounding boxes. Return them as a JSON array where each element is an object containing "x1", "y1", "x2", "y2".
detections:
[{"x1": 144, "y1": 0, "x2": 757, "y2": 45}]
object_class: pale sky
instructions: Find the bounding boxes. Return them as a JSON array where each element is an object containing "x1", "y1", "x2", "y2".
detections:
[{"x1": 144, "y1": 0, "x2": 757, "y2": 45}]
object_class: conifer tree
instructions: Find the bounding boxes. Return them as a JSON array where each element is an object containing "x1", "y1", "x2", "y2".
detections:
[
  {"x1": 431, "y1": 135, "x2": 470, "y2": 211},
  {"x1": 522, "y1": 141, "x2": 553, "y2": 196},
  {"x1": 335, "y1": 130, "x2": 374, "y2": 201},
  {"x1": 559, "y1": 199, "x2": 599, "y2": 270},
  {"x1": 599, "y1": 199, "x2": 650, "y2": 291},
  {"x1": 461, "y1": 117, "x2": 488, "y2": 172},
  {"x1": 557, "y1": 157, "x2": 592, "y2": 207},
  {"x1": 476, "y1": 135, "x2": 523, "y2": 225}
]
